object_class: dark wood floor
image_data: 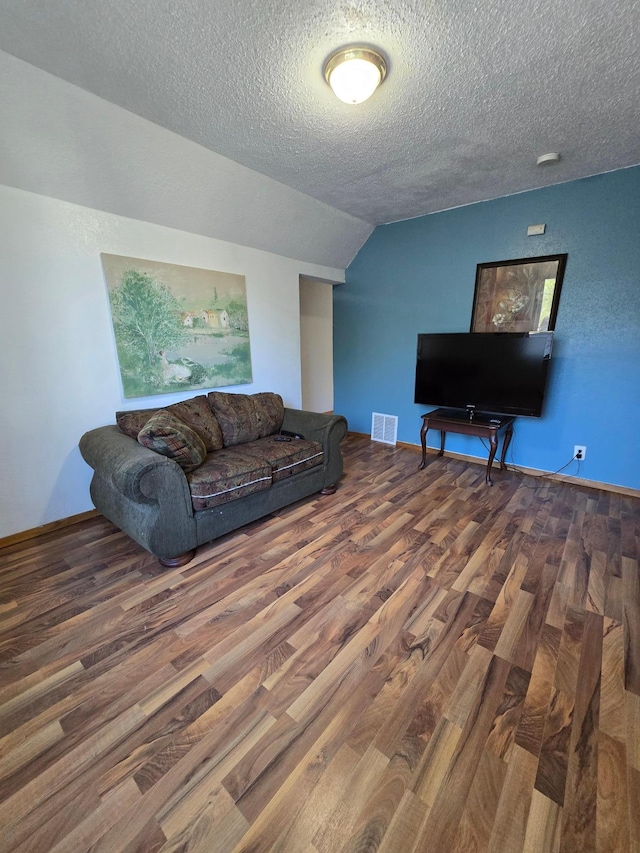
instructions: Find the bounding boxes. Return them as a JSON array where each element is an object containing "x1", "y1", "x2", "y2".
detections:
[{"x1": 0, "y1": 435, "x2": 638, "y2": 853}]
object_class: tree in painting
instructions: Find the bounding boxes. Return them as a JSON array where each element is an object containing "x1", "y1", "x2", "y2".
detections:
[
  {"x1": 226, "y1": 299, "x2": 249, "y2": 332},
  {"x1": 109, "y1": 270, "x2": 186, "y2": 390}
]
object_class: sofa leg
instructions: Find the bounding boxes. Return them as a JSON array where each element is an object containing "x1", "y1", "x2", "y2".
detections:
[
  {"x1": 159, "y1": 549, "x2": 196, "y2": 568},
  {"x1": 320, "y1": 483, "x2": 337, "y2": 495}
]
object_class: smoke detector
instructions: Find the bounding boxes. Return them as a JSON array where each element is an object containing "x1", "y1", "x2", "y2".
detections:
[{"x1": 536, "y1": 152, "x2": 561, "y2": 166}]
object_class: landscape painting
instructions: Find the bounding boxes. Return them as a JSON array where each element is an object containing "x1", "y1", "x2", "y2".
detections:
[{"x1": 101, "y1": 254, "x2": 252, "y2": 398}]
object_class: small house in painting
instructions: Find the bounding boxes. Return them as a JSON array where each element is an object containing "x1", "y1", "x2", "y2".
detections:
[{"x1": 200, "y1": 309, "x2": 230, "y2": 329}]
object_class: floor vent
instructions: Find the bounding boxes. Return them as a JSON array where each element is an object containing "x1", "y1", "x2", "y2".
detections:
[{"x1": 371, "y1": 412, "x2": 398, "y2": 446}]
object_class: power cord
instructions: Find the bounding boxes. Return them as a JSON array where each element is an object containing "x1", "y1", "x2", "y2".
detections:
[{"x1": 479, "y1": 427, "x2": 582, "y2": 486}]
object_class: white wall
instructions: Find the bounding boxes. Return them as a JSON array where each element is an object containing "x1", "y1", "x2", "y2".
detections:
[
  {"x1": 0, "y1": 184, "x2": 344, "y2": 539},
  {"x1": 299, "y1": 277, "x2": 335, "y2": 412}
]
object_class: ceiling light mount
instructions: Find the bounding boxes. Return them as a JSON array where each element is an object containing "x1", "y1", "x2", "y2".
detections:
[{"x1": 324, "y1": 46, "x2": 387, "y2": 105}]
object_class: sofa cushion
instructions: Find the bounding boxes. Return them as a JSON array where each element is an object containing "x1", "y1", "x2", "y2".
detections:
[
  {"x1": 116, "y1": 409, "x2": 154, "y2": 439},
  {"x1": 207, "y1": 392, "x2": 284, "y2": 447},
  {"x1": 187, "y1": 448, "x2": 272, "y2": 510},
  {"x1": 167, "y1": 396, "x2": 224, "y2": 452},
  {"x1": 117, "y1": 395, "x2": 223, "y2": 452},
  {"x1": 137, "y1": 410, "x2": 207, "y2": 472},
  {"x1": 237, "y1": 436, "x2": 323, "y2": 482},
  {"x1": 251, "y1": 392, "x2": 285, "y2": 438}
]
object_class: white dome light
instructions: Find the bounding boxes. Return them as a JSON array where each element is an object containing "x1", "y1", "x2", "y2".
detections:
[{"x1": 324, "y1": 47, "x2": 387, "y2": 105}]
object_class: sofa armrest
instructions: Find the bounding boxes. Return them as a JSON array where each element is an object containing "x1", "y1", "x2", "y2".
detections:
[
  {"x1": 281, "y1": 409, "x2": 347, "y2": 446},
  {"x1": 281, "y1": 409, "x2": 347, "y2": 487},
  {"x1": 79, "y1": 425, "x2": 193, "y2": 512}
]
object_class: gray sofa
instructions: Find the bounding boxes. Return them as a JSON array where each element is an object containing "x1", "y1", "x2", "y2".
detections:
[{"x1": 79, "y1": 391, "x2": 347, "y2": 566}]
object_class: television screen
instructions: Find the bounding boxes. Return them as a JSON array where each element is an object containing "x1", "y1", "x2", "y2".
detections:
[{"x1": 414, "y1": 332, "x2": 554, "y2": 417}]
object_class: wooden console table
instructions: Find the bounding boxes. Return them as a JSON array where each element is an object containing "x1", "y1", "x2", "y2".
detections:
[{"x1": 419, "y1": 408, "x2": 515, "y2": 486}]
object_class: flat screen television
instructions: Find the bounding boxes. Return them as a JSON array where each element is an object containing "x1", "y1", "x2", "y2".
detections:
[{"x1": 414, "y1": 332, "x2": 554, "y2": 418}]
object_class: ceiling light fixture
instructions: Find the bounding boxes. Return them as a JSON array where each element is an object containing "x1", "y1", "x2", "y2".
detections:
[
  {"x1": 324, "y1": 47, "x2": 387, "y2": 105},
  {"x1": 536, "y1": 152, "x2": 561, "y2": 166}
]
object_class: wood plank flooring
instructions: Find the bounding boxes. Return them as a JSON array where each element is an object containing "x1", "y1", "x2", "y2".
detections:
[{"x1": 0, "y1": 434, "x2": 638, "y2": 852}]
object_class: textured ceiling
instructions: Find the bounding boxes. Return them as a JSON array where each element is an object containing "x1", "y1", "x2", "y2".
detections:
[{"x1": 0, "y1": 0, "x2": 638, "y2": 226}]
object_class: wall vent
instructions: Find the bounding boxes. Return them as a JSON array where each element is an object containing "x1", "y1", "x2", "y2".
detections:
[{"x1": 371, "y1": 412, "x2": 398, "y2": 446}]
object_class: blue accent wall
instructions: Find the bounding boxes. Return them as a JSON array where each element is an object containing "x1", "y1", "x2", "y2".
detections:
[{"x1": 334, "y1": 166, "x2": 640, "y2": 490}]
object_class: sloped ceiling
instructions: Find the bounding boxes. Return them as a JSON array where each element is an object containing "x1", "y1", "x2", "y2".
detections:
[
  {"x1": 0, "y1": 0, "x2": 638, "y2": 256},
  {"x1": 0, "y1": 51, "x2": 369, "y2": 269}
]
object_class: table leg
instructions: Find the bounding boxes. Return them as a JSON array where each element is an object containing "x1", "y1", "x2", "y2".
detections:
[
  {"x1": 486, "y1": 433, "x2": 498, "y2": 486},
  {"x1": 438, "y1": 431, "x2": 445, "y2": 457},
  {"x1": 419, "y1": 422, "x2": 429, "y2": 469},
  {"x1": 500, "y1": 423, "x2": 513, "y2": 470}
]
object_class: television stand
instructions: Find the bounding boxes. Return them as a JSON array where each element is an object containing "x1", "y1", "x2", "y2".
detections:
[{"x1": 419, "y1": 408, "x2": 515, "y2": 486}]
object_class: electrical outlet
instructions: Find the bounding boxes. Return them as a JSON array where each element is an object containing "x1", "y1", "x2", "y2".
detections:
[{"x1": 574, "y1": 445, "x2": 587, "y2": 460}]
